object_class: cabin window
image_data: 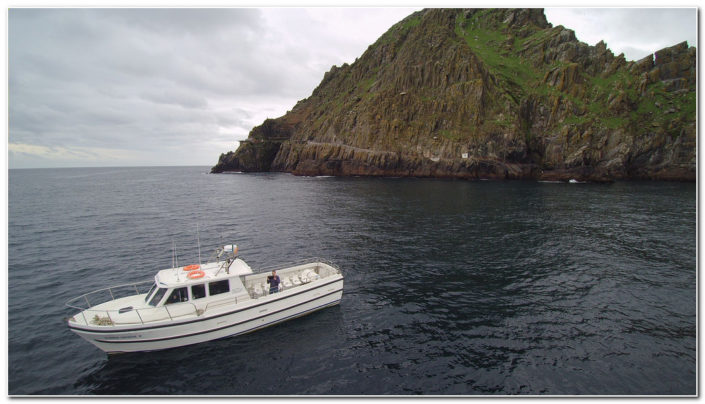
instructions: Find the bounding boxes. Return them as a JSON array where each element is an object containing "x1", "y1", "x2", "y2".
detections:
[
  {"x1": 149, "y1": 287, "x2": 167, "y2": 306},
  {"x1": 208, "y1": 280, "x2": 230, "y2": 296},
  {"x1": 165, "y1": 287, "x2": 189, "y2": 304},
  {"x1": 191, "y1": 284, "x2": 206, "y2": 300},
  {"x1": 144, "y1": 283, "x2": 157, "y2": 302}
]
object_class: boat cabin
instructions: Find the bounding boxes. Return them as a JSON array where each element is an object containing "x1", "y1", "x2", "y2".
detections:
[{"x1": 142, "y1": 258, "x2": 253, "y2": 309}]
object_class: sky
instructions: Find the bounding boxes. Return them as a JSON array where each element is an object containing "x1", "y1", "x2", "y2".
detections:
[{"x1": 6, "y1": 6, "x2": 698, "y2": 169}]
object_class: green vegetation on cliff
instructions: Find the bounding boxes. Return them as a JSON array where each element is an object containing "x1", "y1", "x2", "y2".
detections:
[{"x1": 212, "y1": 8, "x2": 696, "y2": 181}]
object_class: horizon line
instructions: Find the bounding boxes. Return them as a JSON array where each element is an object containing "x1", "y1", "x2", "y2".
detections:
[{"x1": 8, "y1": 164, "x2": 213, "y2": 170}]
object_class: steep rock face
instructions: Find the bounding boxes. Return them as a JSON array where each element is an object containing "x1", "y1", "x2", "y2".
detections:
[
  {"x1": 212, "y1": 8, "x2": 696, "y2": 181},
  {"x1": 211, "y1": 118, "x2": 294, "y2": 172}
]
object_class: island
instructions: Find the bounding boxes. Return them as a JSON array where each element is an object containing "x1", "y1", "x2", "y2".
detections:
[{"x1": 212, "y1": 8, "x2": 696, "y2": 182}]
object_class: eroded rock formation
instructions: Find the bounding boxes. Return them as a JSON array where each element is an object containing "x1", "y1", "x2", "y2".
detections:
[{"x1": 212, "y1": 8, "x2": 696, "y2": 182}]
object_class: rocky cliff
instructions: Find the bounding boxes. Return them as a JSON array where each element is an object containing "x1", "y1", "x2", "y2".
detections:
[{"x1": 212, "y1": 8, "x2": 696, "y2": 181}]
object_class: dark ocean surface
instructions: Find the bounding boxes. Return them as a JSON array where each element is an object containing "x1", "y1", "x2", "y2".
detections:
[{"x1": 8, "y1": 166, "x2": 696, "y2": 395}]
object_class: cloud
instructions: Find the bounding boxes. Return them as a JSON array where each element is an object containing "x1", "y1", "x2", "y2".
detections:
[
  {"x1": 8, "y1": 7, "x2": 695, "y2": 169},
  {"x1": 9, "y1": 142, "x2": 141, "y2": 166},
  {"x1": 139, "y1": 87, "x2": 209, "y2": 109},
  {"x1": 8, "y1": 7, "x2": 418, "y2": 168}
]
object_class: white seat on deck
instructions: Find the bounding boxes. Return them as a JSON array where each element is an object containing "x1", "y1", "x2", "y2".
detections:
[
  {"x1": 301, "y1": 269, "x2": 319, "y2": 282},
  {"x1": 282, "y1": 277, "x2": 292, "y2": 289},
  {"x1": 292, "y1": 275, "x2": 301, "y2": 286},
  {"x1": 253, "y1": 283, "x2": 263, "y2": 297}
]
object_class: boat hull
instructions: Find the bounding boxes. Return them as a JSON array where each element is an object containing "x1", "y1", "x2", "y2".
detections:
[{"x1": 69, "y1": 276, "x2": 343, "y2": 353}]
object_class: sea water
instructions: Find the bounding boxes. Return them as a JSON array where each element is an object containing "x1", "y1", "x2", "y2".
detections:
[{"x1": 8, "y1": 166, "x2": 695, "y2": 395}]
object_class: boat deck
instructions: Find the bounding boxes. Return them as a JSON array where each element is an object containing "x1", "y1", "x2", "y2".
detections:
[{"x1": 242, "y1": 261, "x2": 337, "y2": 298}]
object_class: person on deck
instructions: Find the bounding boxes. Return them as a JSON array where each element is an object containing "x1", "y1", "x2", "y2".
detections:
[{"x1": 267, "y1": 270, "x2": 281, "y2": 294}]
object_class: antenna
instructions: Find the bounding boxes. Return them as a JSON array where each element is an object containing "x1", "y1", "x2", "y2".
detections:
[
  {"x1": 173, "y1": 239, "x2": 181, "y2": 281},
  {"x1": 175, "y1": 243, "x2": 179, "y2": 268},
  {"x1": 216, "y1": 233, "x2": 224, "y2": 263},
  {"x1": 197, "y1": 223, "x2": 202, "y2": 265}
]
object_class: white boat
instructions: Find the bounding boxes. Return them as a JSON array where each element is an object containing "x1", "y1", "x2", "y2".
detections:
[{"x1": 65, "y1": 245, "x2": 344, "y2": 353}]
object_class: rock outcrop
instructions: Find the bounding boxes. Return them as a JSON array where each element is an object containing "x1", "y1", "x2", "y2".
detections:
[{"x1": 212, "y1": 8, "x2": 696, "y2": 182}]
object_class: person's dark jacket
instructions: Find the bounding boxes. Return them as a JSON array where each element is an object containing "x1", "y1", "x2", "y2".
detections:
[{"x1": 267, "y1": 275, "x2": 280, "y2": 289}]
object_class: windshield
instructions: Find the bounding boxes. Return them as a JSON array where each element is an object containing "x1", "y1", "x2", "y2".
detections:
[
  {"x1": 144, "y1": 283, "x2": 157, "y2": 302},
  {"x1": 165, "y1": 287, "x2": 188, "y2": 304},
  {"x1": 148, "y1": 287, "x2": 167, "y2": 307}
]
